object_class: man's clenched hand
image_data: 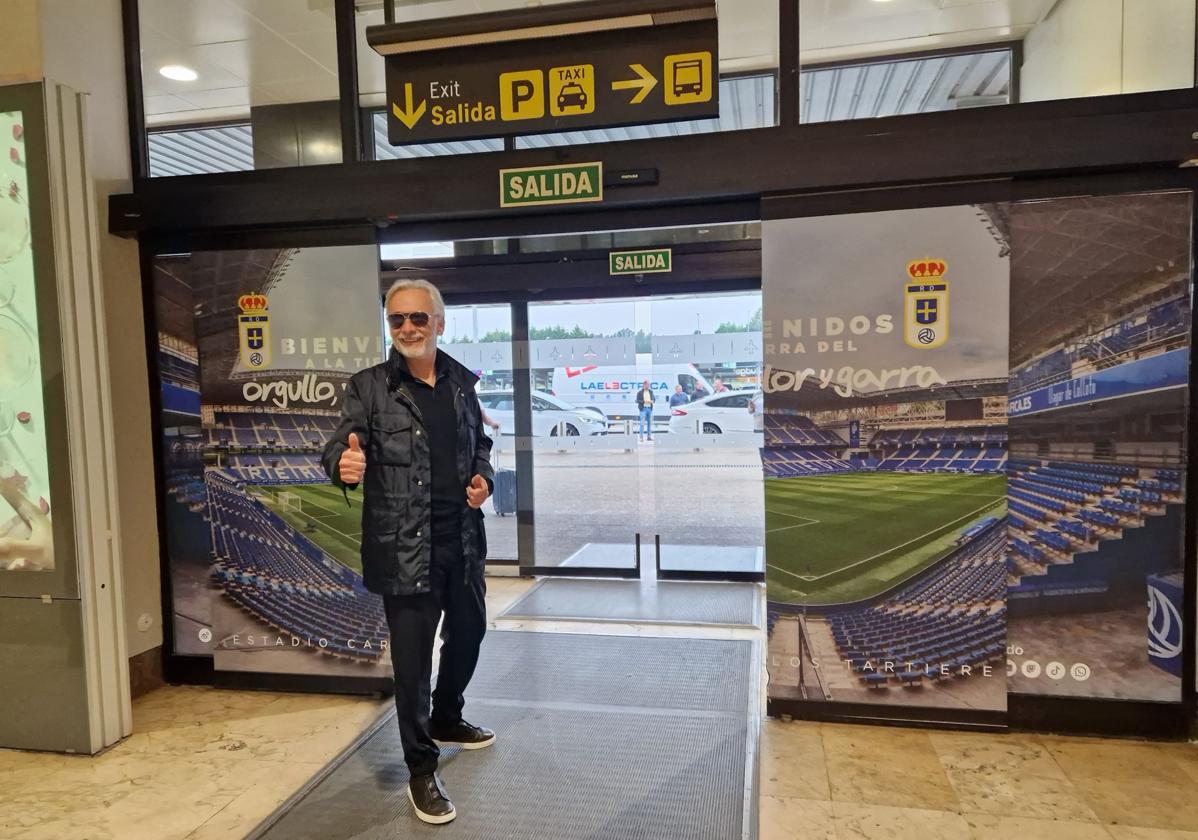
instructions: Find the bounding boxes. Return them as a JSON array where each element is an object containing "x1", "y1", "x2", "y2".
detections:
[
  {"x1": 466, "y1": 474, "x2": 490, "y2": 509},
  {"x1": 339, "y1": 432, "x2": 366, "y2": 484}
]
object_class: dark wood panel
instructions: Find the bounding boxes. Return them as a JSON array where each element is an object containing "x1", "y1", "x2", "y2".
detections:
[{"x1": 111, "y1": 89, "x2": 1198, "y2": 237}]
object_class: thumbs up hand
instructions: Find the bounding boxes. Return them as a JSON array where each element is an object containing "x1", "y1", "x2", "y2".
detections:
[
  {"x1": 339, "y1": 432, "x2": 366, "y2": 484},
  {"x1": 466, "y1": 474, "x2": 490, "y2": 509}
]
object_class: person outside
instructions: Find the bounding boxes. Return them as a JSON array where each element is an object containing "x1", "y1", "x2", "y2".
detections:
[
  {"x1": 635, "y1": 379, "x2": 655, "y2": 441},
  {"x1": 668, "y1": 384, "x2": 689, "y2": 410}
]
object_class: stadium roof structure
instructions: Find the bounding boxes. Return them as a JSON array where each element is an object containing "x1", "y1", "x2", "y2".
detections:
[
  {"x1": 1002, "y1": 192, "x2": 1191, "y2": 368},
  {"x1": 768, "y1": 376, "x2": 1006, "y2": 411},
  {"x1": 1010, "y1": 382, "x2": 1186, "y2": 430}
]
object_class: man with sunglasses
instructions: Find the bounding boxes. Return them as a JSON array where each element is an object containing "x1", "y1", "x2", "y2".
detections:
[{"x1": 322, "y1": 278, "x2": 495, "y2": 826}]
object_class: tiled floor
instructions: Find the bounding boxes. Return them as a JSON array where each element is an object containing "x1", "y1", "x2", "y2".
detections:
[
  {"x1": 1, "y1": 575, "x2": 1196, "y2": 839},
  {"x1": 759, "y1": 720, "x2": 1198, "y2": 840}
]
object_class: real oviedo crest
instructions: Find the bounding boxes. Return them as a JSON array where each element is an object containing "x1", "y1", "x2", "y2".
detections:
[
  {"x1": 904, "y1": 259, "x2": 949, "y2": 350},
  {"x1": 238, "y1": 293, "x2": 271, "y2": 369}
]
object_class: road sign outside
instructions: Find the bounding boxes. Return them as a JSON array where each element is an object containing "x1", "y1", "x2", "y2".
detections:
[
  {"x1": 383, "y1": 19, "x2": 718, "y2": 144},
  {"x1": 500, "y1": 162, "x2": 603, "y2": 208},
  {"x1": 610, "y1": 248, "x2": 672, "y2": 275}
]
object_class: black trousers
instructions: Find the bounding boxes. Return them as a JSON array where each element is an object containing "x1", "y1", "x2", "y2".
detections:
[{"x1": 382, "y1": 528, "x2": 487, "y2": 778}]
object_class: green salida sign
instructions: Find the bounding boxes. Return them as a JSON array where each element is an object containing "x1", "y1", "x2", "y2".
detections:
[
  {"x1": 610, "y1": 248, "x2": 672, "y2": 275},
  {"x1": 500, "y1": 162, "x2": 603, "y2": 208}
]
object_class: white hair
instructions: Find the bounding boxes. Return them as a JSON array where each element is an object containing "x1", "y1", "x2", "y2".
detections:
[{"x1": 384, "y1": 278, "x2": 445, "y2": 316}]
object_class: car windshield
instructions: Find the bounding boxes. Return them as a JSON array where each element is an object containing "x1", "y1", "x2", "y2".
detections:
[{"x1": 538, "y1": 392, "x2": 575, "y2": 410}]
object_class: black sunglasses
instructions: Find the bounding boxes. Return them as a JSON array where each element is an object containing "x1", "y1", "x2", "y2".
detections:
[{"x1": 387, "y1": 311, "x2": 432, "y2": 329}]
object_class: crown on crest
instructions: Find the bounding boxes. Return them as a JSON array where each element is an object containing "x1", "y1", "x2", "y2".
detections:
[
  {"x1": 238, "y1": 293, "x2": 268, "y2": 313},
  {"x1": 907, "y1": 259, "x2": 947, "y2": 279}
]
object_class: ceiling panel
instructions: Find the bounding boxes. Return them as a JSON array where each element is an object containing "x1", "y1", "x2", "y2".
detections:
[
  {"x1": 176, "y1": 86, "x2": 253, "y2": 110},
  {"x1": 140, "y1": 0, "x2": 259, "y2": 47},
  {"x1": 197, "y1": 36, "x2": 334, "y2": 83},
  {"x1": 801, "y1": 0, "x2": 1056, "y2": 58},
  {"x1": 281, "y1": 30, "x2": 341, "y2": 74},
  {"x1": 141, "y1": 41, "x2": 251, "y2": 98},
  {"x1": 144, "y1": 94, "x2": 198, "y2": 117},
  {"x1": 142, "y1": 0, "x2": 1050, "y2": 127},
  {"x1": 229, "y1": 0, "x2": 336, "y2": 34}
]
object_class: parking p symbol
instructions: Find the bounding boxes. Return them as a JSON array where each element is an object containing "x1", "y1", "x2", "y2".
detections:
[{"x1": 500, "y1": 70, "x2": 545, "y2": 121}]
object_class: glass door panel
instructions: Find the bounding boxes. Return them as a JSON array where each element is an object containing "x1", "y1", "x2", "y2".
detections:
[
  {"x1": 441, "y1": 304, "x2": 518, "y2": 564},
  {"x1": 527, "y1": 299, "x2": 645, "y2": 570},
  {"x1": 650, "y1": 292, "x2": 765, "y2": 576}
]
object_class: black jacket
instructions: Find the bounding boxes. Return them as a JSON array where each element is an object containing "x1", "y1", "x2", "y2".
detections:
[
  {"x1": 321, "y1": 348, "x2": 495, "y2": 596},
  {"x1": 635, "y1": 387, "x2": 655, "y2": 410}
]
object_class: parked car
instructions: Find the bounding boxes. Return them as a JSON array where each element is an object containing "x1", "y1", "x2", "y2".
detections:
[
  {"x1": 668, "y1": 389, "x2": 760, "y2": 435},
  {"x1": 477, "y1": 390, "x2": 607, "y2": 436}
]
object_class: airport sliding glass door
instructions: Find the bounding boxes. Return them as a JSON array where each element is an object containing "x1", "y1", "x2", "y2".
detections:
[
  {"x1": 526, "y1": 293, "x2": 767, "y2": 577},
  {"x1": 443, "y1": 291, "x2": 765, "y2": 579}
]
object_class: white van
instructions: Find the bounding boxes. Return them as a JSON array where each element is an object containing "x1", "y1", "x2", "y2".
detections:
[{"x1": 549, "y1": 363, "x2": 715, "y2": 425}]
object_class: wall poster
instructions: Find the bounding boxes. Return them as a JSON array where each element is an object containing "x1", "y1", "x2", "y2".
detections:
[
  {"x1": 153, "y1": 246, "x2": 394, "y2": 679},
  {"x1": 0, "y1": 108, "x2": 54, "y2": 574},
  {"x1": 763, "y1": 206, "x2": 1010, "y2": 712}
]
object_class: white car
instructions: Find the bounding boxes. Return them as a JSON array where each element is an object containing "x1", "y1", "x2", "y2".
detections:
[
  {"x1": 477, "y1": 390, "x2": 607, "y2": 437},
  {"x1": 668, "y1": 389, "x2": 760, "y2": 435}
]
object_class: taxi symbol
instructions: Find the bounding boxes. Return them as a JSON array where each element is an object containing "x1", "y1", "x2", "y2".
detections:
[
  {"x1": 550, "y1": 64, "x2": 595, "y2": 116},
  {"x1": 500, "y1": 69, "x2": 545, "y2": 121},
  {"x1": 557, "y1": 82, "x2": 588, "y2": 110},
  {"x1": 664, "y1": 51, "x2": 713, "y2": 105}
]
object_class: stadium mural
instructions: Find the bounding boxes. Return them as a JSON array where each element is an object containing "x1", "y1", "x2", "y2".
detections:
[
  {"x1": 152, "y1": 245, "x2": 394, "y2": 678},
  {"x1": 0, "y1": 109, "x2": 54, "y2": 573},
  {"x1": 1004, "y1": 191, "x2": 1191, "y2": 702},
  {"x1": 762, "y1": 206, "x2": 1010, "y2": 711}
]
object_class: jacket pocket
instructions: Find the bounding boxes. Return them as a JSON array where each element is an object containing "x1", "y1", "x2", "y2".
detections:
[{"x1": 372, "y1": 415, "x2": 412, "y2": 466}]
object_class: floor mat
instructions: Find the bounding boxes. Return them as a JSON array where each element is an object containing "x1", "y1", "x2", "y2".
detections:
[
  {"x1": 498, "y1": 579, "x2": 760, "y2": 627},
  {"x1": 251, "y1": 631, "x2": 757, "y2": 840}
]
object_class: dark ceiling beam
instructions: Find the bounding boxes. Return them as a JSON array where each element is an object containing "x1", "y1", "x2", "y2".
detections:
[
  {"x1": 110, "y1": 88, "x2": 1198, "y2": 238},
  {"x1": 386, "y1": 241, "x2": 762, "y2": 300}
]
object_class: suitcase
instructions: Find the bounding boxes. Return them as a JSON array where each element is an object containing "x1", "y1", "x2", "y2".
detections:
[{"x1": 492, "y1": 468, "x2": 517, "y2": 516}]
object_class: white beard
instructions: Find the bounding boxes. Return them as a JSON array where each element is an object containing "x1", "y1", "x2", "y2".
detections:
[{"x1": 393, "y1": 334, "x2": 435, "y2": 359}]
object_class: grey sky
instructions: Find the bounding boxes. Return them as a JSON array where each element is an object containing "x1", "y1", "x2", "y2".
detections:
[{"x1": 442, "y1": 292, "x2": 762, "y2": 340}]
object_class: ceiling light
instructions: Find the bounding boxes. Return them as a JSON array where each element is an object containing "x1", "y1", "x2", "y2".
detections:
[{"x1": 159, "y1": 65, "x2": 198, "y2": 82}]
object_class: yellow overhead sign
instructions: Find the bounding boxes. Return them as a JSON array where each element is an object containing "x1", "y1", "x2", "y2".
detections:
[{"x1": 380, "y1": 19, "x2": 719, "y2": 144}]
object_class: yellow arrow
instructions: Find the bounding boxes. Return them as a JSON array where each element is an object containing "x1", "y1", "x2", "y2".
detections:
[
  {"x1": 611, "y1": 63, "x2": 657, "y2": 104},
  {"x1": 391, "y1": 82, "x2": 427, "y2": 129}
]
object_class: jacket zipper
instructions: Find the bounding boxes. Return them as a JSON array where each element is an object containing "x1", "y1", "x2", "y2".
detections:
[{"x1": 454, "y1": 384, "x2": 473, "y2": 588}]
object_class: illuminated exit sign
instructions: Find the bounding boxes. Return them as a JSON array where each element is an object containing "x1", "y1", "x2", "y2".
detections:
[
  {"x1": 499, "y1": 162, "x2": 603, "y2": 208},
  {"x1": 610, "y1": 248, "x2": 672, "y2": 275}
]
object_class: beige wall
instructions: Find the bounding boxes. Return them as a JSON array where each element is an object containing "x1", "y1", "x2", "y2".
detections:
[
  {"x1": 0, "y1": 0, "x2": 43, "y2": 84},
  {"x1": 1123, "y1": 0, "x2": 1196, "y2": 94},
  {"x1": 1023, "y1": 0, "x2": 1195, "y2": 102},
  {"x1": 37, "y1": 0, "x2": 162, "y2": 658}
]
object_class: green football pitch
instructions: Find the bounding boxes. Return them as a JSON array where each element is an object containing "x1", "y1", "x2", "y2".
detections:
[
  {"x1": 247, "y1": 483, "x2": 363, "y2": 574},
  {"x1": 765, "y1": 471, "x2": 1006, "y2": 606}
]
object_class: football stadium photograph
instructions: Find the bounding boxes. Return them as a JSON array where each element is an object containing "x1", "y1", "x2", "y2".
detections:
[{"x1": 763, "y1": 205, "x2": 1010, "y2": 711}]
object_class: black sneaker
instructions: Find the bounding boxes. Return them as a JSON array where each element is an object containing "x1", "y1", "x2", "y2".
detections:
[
  {"x1": 430, "y1": 720, "x2": 496, "y2": 750},
  {"x1": 407, "y1": 772, "x2": 456, "y2": 825}
]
